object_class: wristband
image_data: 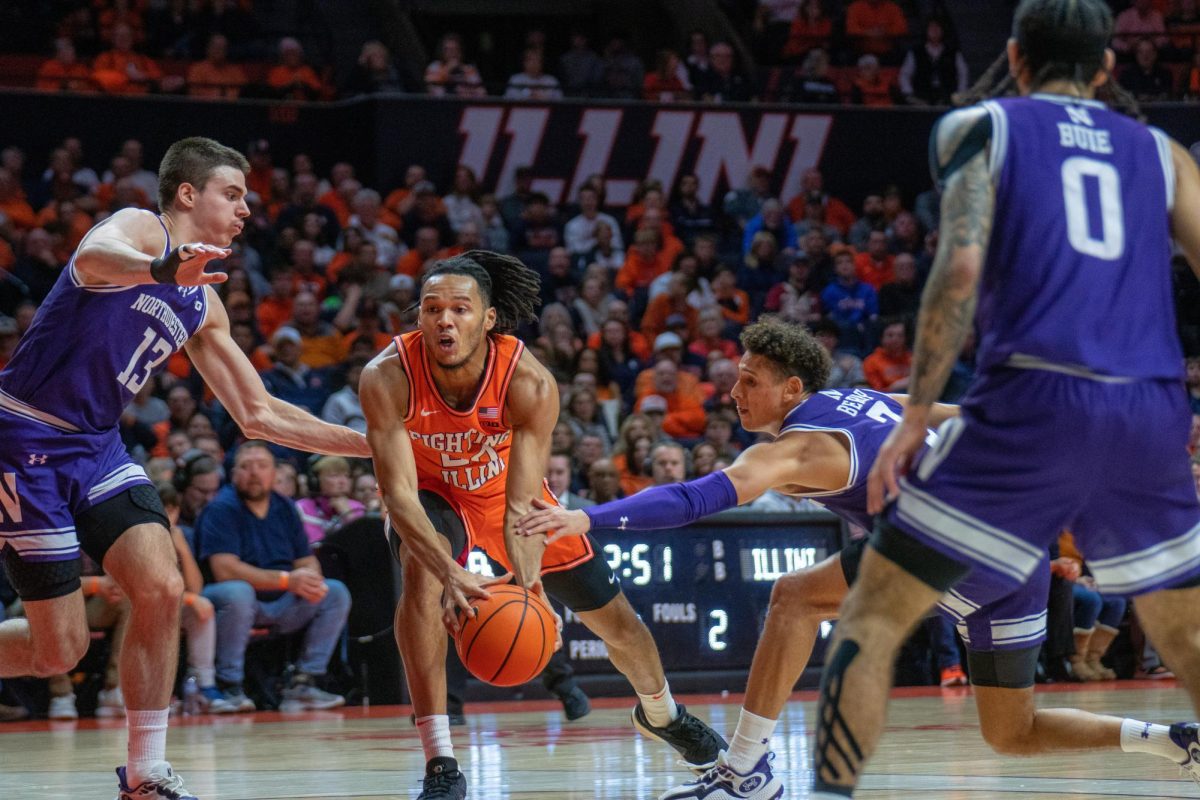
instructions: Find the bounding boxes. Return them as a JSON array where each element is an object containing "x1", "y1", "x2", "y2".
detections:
[
  {"x1": 150, "y1": 244, "x2": 194, "y2": 285},
  {"x1": 85, "y1": 576, "x2": 101, "y2": 596},
  {"x1": 183, "y1": 592, "x2": 197, "y2": 607},
  {"x1": 279, "y1": 571, "x2": 290, "y2": 590}
]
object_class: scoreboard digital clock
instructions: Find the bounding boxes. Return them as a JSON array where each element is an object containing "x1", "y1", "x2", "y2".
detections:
[{"x1": 469, "y1": 510, "x2": 846, "y2": 675}]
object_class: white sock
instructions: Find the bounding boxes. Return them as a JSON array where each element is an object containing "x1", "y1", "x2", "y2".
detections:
[
  {"x1": 637, "y1": 683, "x2": 679, "y2": 728},
  {"x1": 1120, "y1": 718, "x2": 1183, "y2": 763},
  {"x1": 126, "y1": 708, "x2": 170, "y2": 786},
  {"x1": 726, "y1": 708, "x2": 777, "y2": 773},
  {"x1": 416, "y1": 715, "x2": 455, "y2": 762}
]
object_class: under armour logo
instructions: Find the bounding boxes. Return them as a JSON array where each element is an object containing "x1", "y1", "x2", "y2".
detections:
[
  {"x1": 27, "y1": 454, "x2": 47, "y2": 465},
  {"x1": 1142, "y1": 722, "x2": 1152, "y2": 740},
  {"x1": 619, "y1": 515, "x2": 628, "y2": 530}
]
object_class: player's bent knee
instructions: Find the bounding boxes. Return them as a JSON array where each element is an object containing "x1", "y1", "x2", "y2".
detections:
[
  {"x1": 127, "y1": 564, "x2": 184, "y2": 607},
  {"x1": 770, "y1": 570, "x2": 822, "y2": 617},
  {"x1": 31, "y1": 626, "x2": 90, "y2": 676},
  {"x1": 980, "y1": 720, "x2": 1038, "y2": 756}
]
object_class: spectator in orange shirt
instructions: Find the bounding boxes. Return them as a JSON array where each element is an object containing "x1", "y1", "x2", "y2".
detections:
[
  {"x1": 711, "y1": 267, "x2": 751, "y2": 328},
  {"x1": 850, "y1": 54, "x2": 900, "y2": 106},
  {"x1": 396, "y1": 225, "x2": 441, "y2": 278},
  {"x1": 290, "y1": 239, "x2": 328, "y2": 299},
  {"x1": 863, "y1": 317, "x2": 912, "y2": 391},
  {"x1": 845, "y1": 0, "x2": 910, "y2": 57},
  {"x1": 267, "y1": 37, "x2": 326, "y2": 101},
  {"x1": 423, "y1": 32, "x2": 486, "y2": 97},
  {"x1": 787, "y1": 167, "x2": 857, "y2": 236},
  {"x1": 637, "y1": 360, "x2": 707, "y2": 438},
  {"x1": 256, "y1": 267, "x2": 295, "y2": 340},
  {"x1": 96, "y1": 155, "x2": 150, "y2": 212},
  {"x1": 91, "y1": 23, "x2": 165, "y2": 95},
  {"x1": 637, "y1": 206, "x2": 684, "y2": 265},
  {"x1": 588, "y1": 308, "x2": 652, "y2": 366},
  {"x1": 317, "y1": 162, "x2": 355, "y2": 223},
  {"x1": 243, "y1": 138, "x2": 274, "y2": 202},
  {"x1": 36, "y1": 198, "x2": 92, "y2": 254},
  {"x1": 37, "y1": 38, "x2": 95, "y2": 93},
  {"x1": 287, "y1": 291, "x2": 347, "y2": 369},
  {"x1": 641, "y1": 273, "x2": 699, "y2": 343},
  {"x1": 855, "y1": 230, "x2": 895, "y2": 289},
  {"x1": 382, "y1": 164, "x2": 427, "y2": 228},
  {"x1": 0, "y1": 169, "x2": 36, "y2": 232},
  {"x1": 616, "y1": 229, "x2": 670, "y2": 294},
  {"x1": 782, "y1": 0, "x2": 834, "y2": 59},
  {"x1": 688, "y1": 305, "x2": 740, "y2": 362},
  {"x1": 339, "y1": 295, "x2": 392, "y2": 353},
  {"x1": 635, "y1": 333, "x2": 702, "y2": 401},
  {"x1": 643, "y1": 49, "x2": 689, "y2": 101},
  {"x1": 187, "y1": 34, "x2": 247, "y2": 99}
]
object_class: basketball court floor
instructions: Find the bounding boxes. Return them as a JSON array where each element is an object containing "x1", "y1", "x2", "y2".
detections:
[{"x1": 1, "y1": 682, "x2": 1194, "y2": 799}]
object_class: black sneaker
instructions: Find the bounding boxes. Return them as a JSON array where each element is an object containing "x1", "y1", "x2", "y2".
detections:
[
  {"x1": 631, "y1": 702, "x2": 728, "y2": 771},
  {"x1": 558, "y1": 686, "x2": 591, "y2": 721},
  {"x1": 417, "y1": 756, "x2": 467, "y2": 800}
]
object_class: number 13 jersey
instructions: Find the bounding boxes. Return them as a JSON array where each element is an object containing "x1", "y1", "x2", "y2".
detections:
[
  {"x1": 974, "y1": 94, "x2": 1179, "y2": 380},
  {"x1": 0, "y1": 212, "x2": 209, "y2": 434}
]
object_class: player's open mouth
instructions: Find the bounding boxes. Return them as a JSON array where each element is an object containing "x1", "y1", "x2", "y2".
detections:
[{"x1": 437, "y1": 336, "x2": 455, "y2": 351}]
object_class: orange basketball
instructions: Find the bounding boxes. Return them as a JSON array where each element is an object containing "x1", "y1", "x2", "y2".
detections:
[{"x1": 454, "y1": 585, "x2": 556, "y2": 686}]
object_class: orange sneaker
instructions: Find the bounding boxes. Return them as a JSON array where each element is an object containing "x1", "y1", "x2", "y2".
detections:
[{"x1": 940, "y1": 665, "x2": 969, "y2": 687}]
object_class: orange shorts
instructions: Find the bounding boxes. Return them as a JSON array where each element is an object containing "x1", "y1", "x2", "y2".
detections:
[{"x1": 421, "y1": 480, "x2": 594, "y2": 575}]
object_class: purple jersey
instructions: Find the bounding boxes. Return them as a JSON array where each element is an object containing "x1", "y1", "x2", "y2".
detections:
[
  {"x1": 974, "y1": 94, "x2": 1180, "y2": 380},
  {"x1": 778, "y1": 387, "x2": 919, "y2": 530},
  {"x1": 0, "y1": 213, "x2": 209, "y2": 433}
]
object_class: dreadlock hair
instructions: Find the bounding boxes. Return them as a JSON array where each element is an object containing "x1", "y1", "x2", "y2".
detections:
[
  {"x1": 954, "y1": 0, "x2": 1143, "y2": 121},
  {"x1": 421, "y1": 250, "x2": 542, "y2": 334}
]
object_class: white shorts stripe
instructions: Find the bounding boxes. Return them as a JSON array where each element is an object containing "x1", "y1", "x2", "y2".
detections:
[
  {"x1": 896, "y1": 480, "x2": 1043, "y2": 582},
  {"x1": 990, "y1": 610, "x2": 1047, "y2": 646},
  {"x1": 938, "y1": 588, "x2": 979, "y2": 620},
  {"x1": 87, "y1": 464, "x2": 150, "y2": 501},
  {"x1": 1088, "y1": 520, "x2": 1200, "y2": 595}
]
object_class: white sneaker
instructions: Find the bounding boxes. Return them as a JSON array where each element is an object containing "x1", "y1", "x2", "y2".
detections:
[
  {"x1": 658, "y1": 751, "x2": 784, "y2": 800},
  {"x1": 96, "y1": 687, "x2": 126, "y2": 718},
  {"x1": 115, "y1": 761, "x2": 199, "y2": 799},
  {"x1": 48, "y1": 693, "x2": 78, "y2": 720}
]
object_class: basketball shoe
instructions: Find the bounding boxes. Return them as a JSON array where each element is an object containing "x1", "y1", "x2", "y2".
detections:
[
  {"x1": 658, "y1": 751, "x2": 783, "y2": 800},
  {"x1": 114, "y1": 762, "x2": 198, "y2": 799},
  {"x1": 632, "y1": 702, "x2": 728, "y2": 771},
  {"x1": 1169, "y1": 722, "x2": 1200, "y2": 786},
  {"x1": 417, "y1": 756, "x2": 467, "y2": 800}
]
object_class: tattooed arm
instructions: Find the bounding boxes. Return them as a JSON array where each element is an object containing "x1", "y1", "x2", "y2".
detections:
[
  {"x1": 866, "y1": 105, "x2": 994, "y2": 512},
  {"x1": 909, "y1": 106, "x2": 994, "y2": 407}
]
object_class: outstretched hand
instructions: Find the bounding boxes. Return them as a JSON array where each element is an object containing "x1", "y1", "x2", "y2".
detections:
[
  {"x1": 516, "y1": 497, "x2": 590, "y2": 543},
  {"x1": 156, "y1": 243, "x2": 231, "y2": 286}
]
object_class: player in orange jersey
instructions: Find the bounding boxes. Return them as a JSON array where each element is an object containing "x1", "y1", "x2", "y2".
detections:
[{"x1": 360, "y1": 251, "x2": 726, "y2": 799}]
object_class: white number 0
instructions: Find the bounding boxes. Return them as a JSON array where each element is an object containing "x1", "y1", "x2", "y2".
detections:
[
  {"x1": 1062, "y1": 156, "x2": 1124, "y2": 261},
  {"x1": 116, "y1": 327, "x2": 172, "y2": 393}
]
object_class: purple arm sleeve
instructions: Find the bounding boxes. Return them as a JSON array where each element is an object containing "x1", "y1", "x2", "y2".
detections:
[{"x1": 584, "y1": 470, "x2": 740, "y2": 531}]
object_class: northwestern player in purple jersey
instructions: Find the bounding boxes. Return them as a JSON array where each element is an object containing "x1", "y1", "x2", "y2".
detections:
[
  {"x1": 0, "y1": 137, "x2": 370, "y2": 800},
  {"x1": 518, "y1": 318, "x2": 1200, "y2": 800},
  {"x1": 802, "y1": 1, "x2": 1200, "y2": 797}
]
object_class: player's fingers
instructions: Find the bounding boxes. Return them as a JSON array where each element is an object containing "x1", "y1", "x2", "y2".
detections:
[
  {"x1": 198, "y1": 270, "x2": 229, "y2": 285},
  {"x1": 866, "y1": 462, "x2": 885, "y2": 515},
  {"x1": 883, "y1": 454, "x2": 902, "y2": 504}
]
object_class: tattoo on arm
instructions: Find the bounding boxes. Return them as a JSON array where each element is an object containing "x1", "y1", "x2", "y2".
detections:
[{"x1": 910, "y1": 147, "x2": 993, "y2": 406}]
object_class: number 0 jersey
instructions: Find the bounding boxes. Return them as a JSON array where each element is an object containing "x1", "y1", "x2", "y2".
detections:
[
  {"x1": 973, "y1": 94, "x2": 1180, "y2": 380},
  {"x1": 0, "y1": 212, "x2": 209, "y2": 434},
  {"x1": 776, "y1": 387, "x2": 913, "y2": 530}
]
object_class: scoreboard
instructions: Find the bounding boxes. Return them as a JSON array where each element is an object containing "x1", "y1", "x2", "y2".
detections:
[{"x1": 467, "y1": 510, "x2": 845, "y2": 674}]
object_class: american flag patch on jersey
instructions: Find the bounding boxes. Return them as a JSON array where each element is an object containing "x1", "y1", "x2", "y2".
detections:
[{"x1": 479, "y1": 406, "x2": 500, "y2": 420}]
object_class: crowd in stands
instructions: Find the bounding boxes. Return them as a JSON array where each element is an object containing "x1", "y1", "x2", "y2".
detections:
[{"x1": 16, "y1": 1, "x2": 1200, "y2": 103}]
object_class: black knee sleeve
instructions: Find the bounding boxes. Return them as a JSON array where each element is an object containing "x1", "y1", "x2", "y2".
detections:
[
  {"x1": 2, "y1": 549, "x2": 82, "y2": 601},
  {"x1": 966, "y1": 645, "x2": 1041, "y2": 689},
  {"x1": 76, "y1": 484, "x2": 169, "y2": 566},
  {"x1": 870, "y1": 516, "x2": 972, "y2": 593}
]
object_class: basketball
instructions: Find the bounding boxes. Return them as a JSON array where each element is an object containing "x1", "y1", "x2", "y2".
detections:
[{"x1": 454, "y1": 585, "x2": 556, "y2": 687}]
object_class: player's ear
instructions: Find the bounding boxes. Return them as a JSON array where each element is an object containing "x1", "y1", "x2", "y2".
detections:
[
  {"x1": 785, "y1": 374, "x2": 804, "y2": 400},
  {"x1": 176, "y1": 181, "x2": 197, "y2": 211},
  {"x1": 483, "y1": 306, "x2": 497, "y2": 332},
  {"x1": 1093, "y1": 49, "x2": 1116, "y2": 88},
  {"x1": 1006, "y1": 38, "x2": 1021, "y2": 81}
]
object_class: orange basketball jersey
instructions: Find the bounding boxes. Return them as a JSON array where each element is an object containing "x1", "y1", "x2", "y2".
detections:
[{"x1": 395, "y1": 331, "x2": 593, "y2": 574}]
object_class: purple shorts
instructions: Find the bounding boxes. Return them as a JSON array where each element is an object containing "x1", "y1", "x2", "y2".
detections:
[
  {"x1": 0, "y1": 409, "x2": 150, "y2": 562},
  {"x1": 889, "y1": 367, "x2": 1200, "y2": 597}
]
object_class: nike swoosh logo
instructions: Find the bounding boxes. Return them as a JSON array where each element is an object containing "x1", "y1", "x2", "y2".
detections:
[
  {"x1": 421, "y1": 409, "x2": 438, "y2": 417},
  {"x1": 608, "y1": 574, "x2": 618, "y2": 584}
]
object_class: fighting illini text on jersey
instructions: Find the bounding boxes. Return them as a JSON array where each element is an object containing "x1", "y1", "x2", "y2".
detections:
[
  {"x1": 976, "y1": 94, "x2": 1180, "y2": 380},
  {"x1": 395, "y1": 330, "x2": 593, "y2": 573},
  {"x1": 0, "y1": 213, "x2": 209, "y2": 434}
]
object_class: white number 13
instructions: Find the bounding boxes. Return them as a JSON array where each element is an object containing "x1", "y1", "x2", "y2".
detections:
[
  {"x1": 1062, "y1": 156, "x2": 1124, "y2": 261},
  {"x1": 116, "y1": 327, "x2": 173, "y2": 393}
]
